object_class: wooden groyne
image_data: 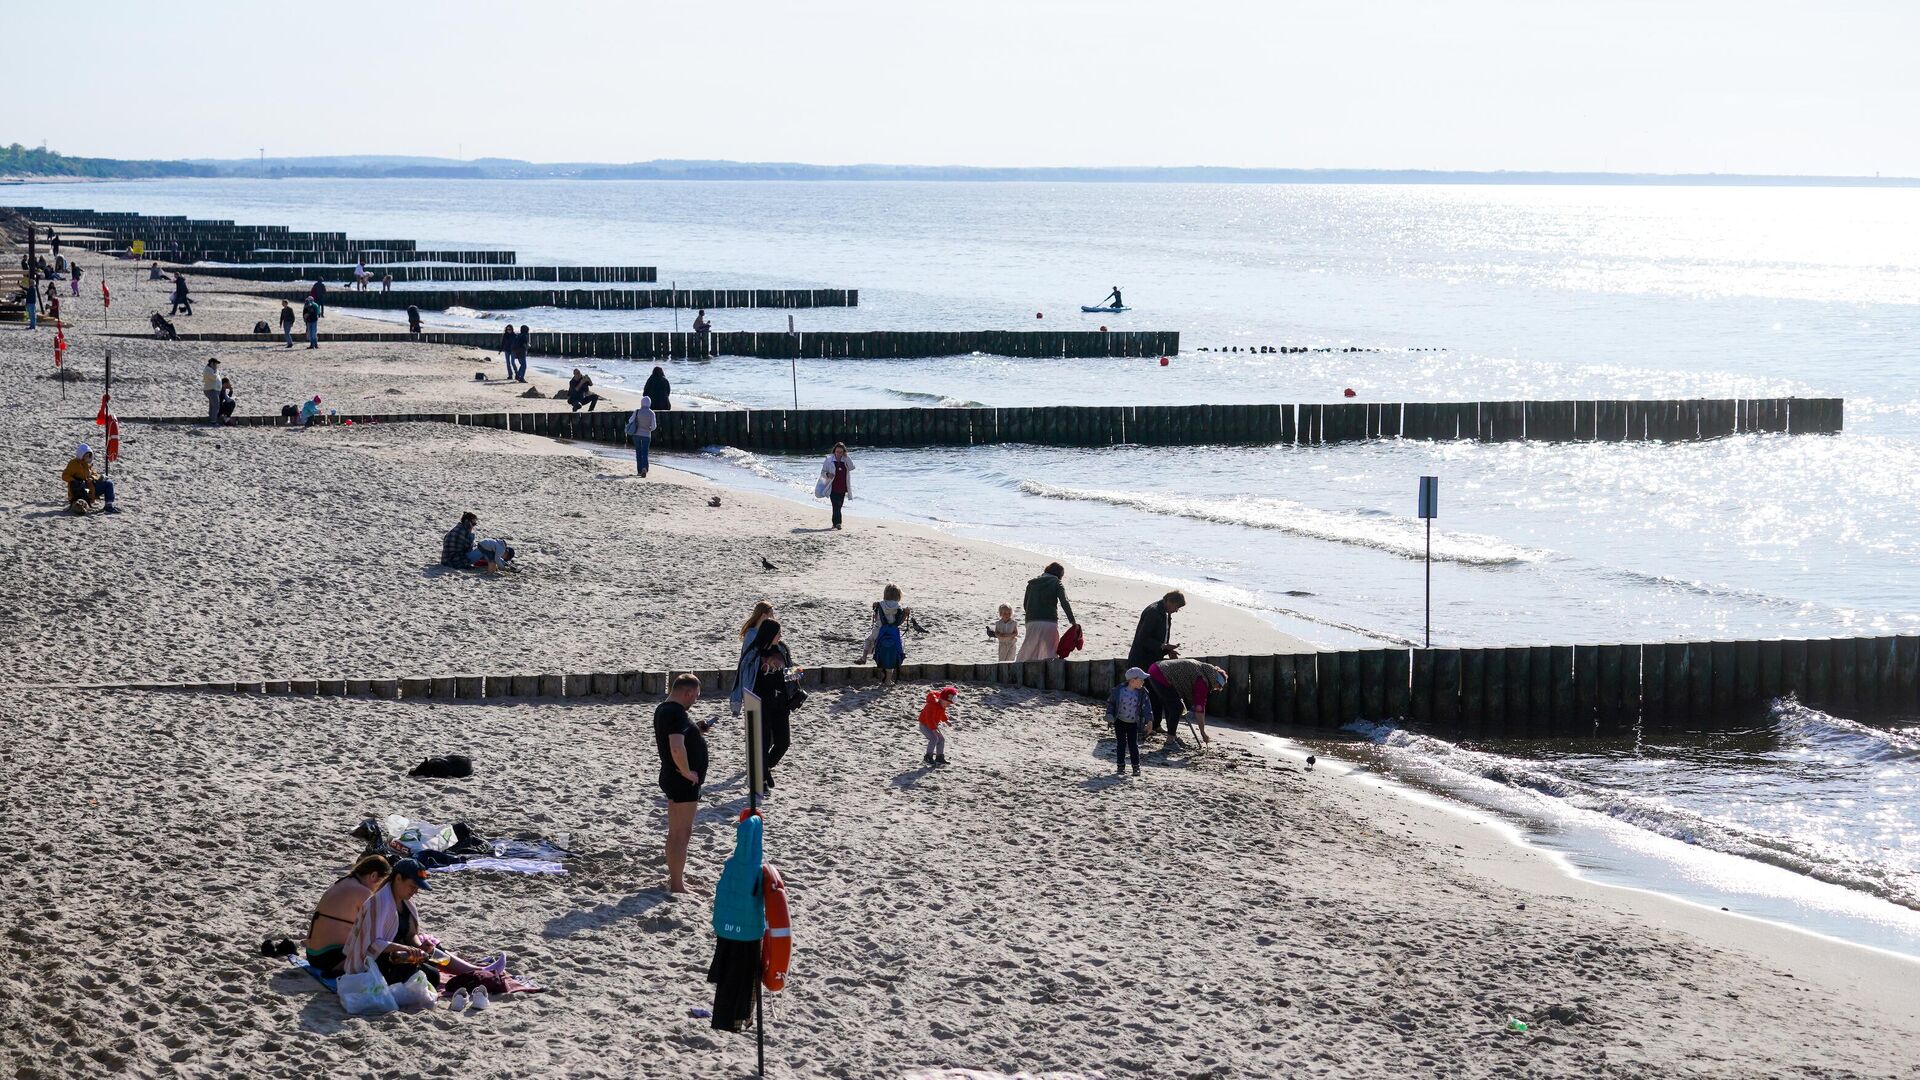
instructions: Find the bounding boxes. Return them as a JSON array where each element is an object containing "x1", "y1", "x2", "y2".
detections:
[
  {"x1": 262, "y1": 287, "x2": 857, "y2": 311},
  {"x1": 13, "y1": 206, "x2": 513, "y2": 264},
  {"x1": 61, "y1": 634, "x2": 1918, "y2": 739},
  {"x1": 119, "y1": 328, "x2": 1183, "y2": 360},
  {"x1": 126, "y1": 397, "x2": 1842, "y2": 448},
  {"x1": 183, "y1": 264, "x2": 659, "y2": 284}
]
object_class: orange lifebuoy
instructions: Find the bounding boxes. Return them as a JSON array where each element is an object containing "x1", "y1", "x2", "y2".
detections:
[{"x1": 761, "y1": 865, "x2": 791, "y2": 991}]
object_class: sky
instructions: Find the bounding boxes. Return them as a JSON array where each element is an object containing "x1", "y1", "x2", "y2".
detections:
[{"x1": 14, "y1": 0, "x2": 1920, "y2": 176}]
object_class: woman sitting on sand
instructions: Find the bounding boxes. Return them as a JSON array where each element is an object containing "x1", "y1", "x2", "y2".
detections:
[
  {"x1": 304, "y1": 854, "x2": 391, "y2": 979},
  {"x1": 342, "y1": 858, "x2": 501, "y2": 989}
]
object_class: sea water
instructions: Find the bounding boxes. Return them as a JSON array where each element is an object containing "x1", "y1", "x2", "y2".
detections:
[{"x1": 17, "y1": 177, "x2": 1920, "y2": 955}]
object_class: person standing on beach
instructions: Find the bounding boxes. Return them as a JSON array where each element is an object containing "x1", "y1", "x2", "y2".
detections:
[
  {"x1": 1016, "y1": 562, "x2": 1076, "y2": 661},
  {"x1": 69, "y1": 262, "x2": 82, "y2": 297},
  {"x1": 990, "y1": 604, "x2": 1020, "y2": 662},
  {"x1": 728, "y1": 602, "x2": 775, "y2": 717},
  {"x1": 1127, "y1": 590, "x2": 1185, "y2": 734},
  {"x1": 654, "y1": 673, "x2": 712, "y2": 894},
  {"x1": 302, "y1": 296, "x2": 321, "y2": 349},
  {"x1": 642, "y1": 366, "x2": 671, "y2": 410},
  {"x1": 23, "y1": 276, "x2": 37, "y2": 329},
  {"x1": 278, "y1": 301, "x2": 296, "y2": 348},
  {"x1": 860, "y1": 584, "x2": 911, "y2": 682},
  {"x1": 513, "y1": 325, "x2": 532, "y2": 382},
  {"x1": 201, "y1": 358, "x2": 222, "y2": 425},
  {"x1": 818, "y1": 443, "x2": 853, "y2": 530},
  {"x1": 626, "y1": 396, "x2": 658, "y2": 477},
  {"x1": 917, "y1": 686, "x2": 958, "y2": 767},
  {"x1": 407, "y1": 305, "x2": 421, "y2": 335},
  {"x1": 499, "y1": 325, "x2": 516, "y2": 381},
  {"x1": 310, "y1": 279, "x2": 328, "y2": 312},
  {"x1": 170, "y1": 274, "x2": 192, "y2": 316},
  {"x1": 381, "y1": 271, "x2": 393, "y2": 294},
  {"x1": 1107, "y1": 667, "x2": 1152, "y2": 776},
  {"x1": 751, "y1": 620, "x2": 797, "y2": 790}
]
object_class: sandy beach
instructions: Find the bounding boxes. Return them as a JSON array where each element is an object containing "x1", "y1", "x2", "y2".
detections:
[{"x1": 4, "y1": 233, "x2": 1920, "y2": 1079}]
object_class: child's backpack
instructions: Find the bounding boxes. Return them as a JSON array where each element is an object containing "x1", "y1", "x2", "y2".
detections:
[{"x1": 874, "y1": 609, "x2": 906, "y2": 670}]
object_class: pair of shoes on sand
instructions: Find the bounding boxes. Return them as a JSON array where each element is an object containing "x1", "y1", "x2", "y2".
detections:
[
  {"x1": 921, "y1": 755, "x2": 949, "y2": 767},
  {"x1": 448, "y1": 987, "x2": 490, "y2": 1011}
]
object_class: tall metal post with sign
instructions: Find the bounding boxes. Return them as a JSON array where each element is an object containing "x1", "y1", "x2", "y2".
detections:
[{"x1": 1417, "y1": 476, "x2": 1438, "y2": 647}]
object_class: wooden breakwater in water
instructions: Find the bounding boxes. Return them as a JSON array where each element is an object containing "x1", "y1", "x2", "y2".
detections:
[
  {"x1": 261, "y1": 287, "x2": 857, "y2": 310},
  {"x1": 125, "y1": 397, "x2": 1842, "y2": 448},
  {"x1": 183, "y1": 264, "x2": 660, "y2": 283},
  {"x1": 13, "y1": 206, "x2": 514, "y2": 264},
  {"x1": 120, "y1": 328, "x2": 1184, "y2": 359},
  {"x1": 61, "y1": 635, "x2": 1918, "y2": 739}
]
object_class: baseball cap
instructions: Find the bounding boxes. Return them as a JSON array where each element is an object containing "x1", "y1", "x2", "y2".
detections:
[{"x1": 391, "y1": 858, "x2": 432, "y2": 890}]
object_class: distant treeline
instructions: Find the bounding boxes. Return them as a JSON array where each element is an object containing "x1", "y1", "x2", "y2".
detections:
[{"x1": 0, "y1": 144, "x2": 215, "y2": 179}]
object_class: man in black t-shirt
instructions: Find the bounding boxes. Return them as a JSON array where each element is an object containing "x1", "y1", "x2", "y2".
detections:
[{"x1": 654, "y1": 672, "x2": 712, "y2": 894}]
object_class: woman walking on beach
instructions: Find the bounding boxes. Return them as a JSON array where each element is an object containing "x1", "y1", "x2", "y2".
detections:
[
  {"x1": 627, "y1": 396, "x2": 658, "y2": 476},
  {"x1": 861, "y1": 584, "x2": 911, "y2": 683},
  {"x1": 751, "y1": 620, "x2": 798, "y2": 790},
  {"x1": 514, "y1": 324, "x2": 532, "y2": 382},
  {"x1": 729, "y1": 602, "x2": 776, "y2": 716},
  {"x1": 499, "y1": 325, "x2": 516, "y2": 381},
  {"x1": 818, "y1": 443, "x2": 853, "y2": 530},
  {"x1": 643, "y1": 366, "x2": 672, "y2": 410}
]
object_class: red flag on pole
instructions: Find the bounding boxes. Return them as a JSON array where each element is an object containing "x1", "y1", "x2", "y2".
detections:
[
  {"x1": 101, "y1": 278, "x2": 111, "y2": 309},
  {"x1": 95, "y1": 393, "x2": 120, "y2": 462}
]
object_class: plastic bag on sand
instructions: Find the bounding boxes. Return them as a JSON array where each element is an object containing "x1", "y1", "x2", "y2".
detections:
[
  {"x1": 382, "y1": 814, "x2": 458, "y2": 854},
  {"x1": 393, "y1": 970, "x2": 438, "y2": 1010},
  {"x1": 337, "y1": 968, "x2": 397, "y2": 1016}
]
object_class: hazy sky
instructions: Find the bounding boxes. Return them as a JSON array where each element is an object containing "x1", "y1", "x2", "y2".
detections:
[{"x1": 19, "y1": 0, "x2": 1920, "y2": 175}]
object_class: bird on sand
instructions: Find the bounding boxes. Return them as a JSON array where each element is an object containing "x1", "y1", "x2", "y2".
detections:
[{"x1": 760, "y1": 556, "x2": 778, "y2": 571}]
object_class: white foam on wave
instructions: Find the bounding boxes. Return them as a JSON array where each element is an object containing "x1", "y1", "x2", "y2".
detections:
[
  {"x1": 1015, "y1": 480, "x2": 1543, "y2": 567},
  {"x1": 1346, "y1": 713, "x2": 1920, "y2": 911},
  {"x1": 702, "y1": 446, "x2": 808, "y2": 489},
  {"x1": 883, "y1": 388, "x2": 985, "y2": 408}
]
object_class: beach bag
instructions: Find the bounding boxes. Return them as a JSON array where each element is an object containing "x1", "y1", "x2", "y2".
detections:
[
  {"x1": 813, "y1": 476, "x2": 829, "y2": 499},
  {"x1": 874, "y1": 622, "x2": 905, "y2": 671},
  {"x1": 625, "y1": 411, "x2": 638, "y2": 437},
  {"x1": 393, "y1": 969, "x2": 438, "y2": 1010},
  {"x1": 337, "y1": 967, "x2": 397, "y2": 1015}
]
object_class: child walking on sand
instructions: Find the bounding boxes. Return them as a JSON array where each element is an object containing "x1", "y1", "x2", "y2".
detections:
[
  {"x1": 989, "y1": 604, "x2": 1020, "y2": 662},
  {"x1": 917, "y1": 686, "x2": 958, "y2": 767}
]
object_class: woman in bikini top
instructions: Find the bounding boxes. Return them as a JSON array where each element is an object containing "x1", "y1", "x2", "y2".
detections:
[{"x1": 303, "y1": 855, "x2": 392, "y2": 973}]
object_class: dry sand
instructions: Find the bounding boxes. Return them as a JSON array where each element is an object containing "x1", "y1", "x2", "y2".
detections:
[{"x1": 3, "y1": 243, "x2": 1918, "y2": 1079}]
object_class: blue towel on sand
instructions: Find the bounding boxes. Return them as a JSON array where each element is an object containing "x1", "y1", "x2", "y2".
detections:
[{"x1": 290, "y1": 954, "x2": 338, "y2": 992}]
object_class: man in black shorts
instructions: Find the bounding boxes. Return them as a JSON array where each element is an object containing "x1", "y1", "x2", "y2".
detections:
[{"x1": 654, "y1": 673, "x2": 712, "y2": 894}]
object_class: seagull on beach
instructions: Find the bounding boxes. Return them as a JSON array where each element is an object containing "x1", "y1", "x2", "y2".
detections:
[{"x1": 760, "y1": 556, "x2": 779, "y2": 571}]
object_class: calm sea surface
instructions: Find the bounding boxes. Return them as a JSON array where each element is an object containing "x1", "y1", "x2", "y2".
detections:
[{"x1": 16, "y1": 178, "x2": 1920, "y2": 955}]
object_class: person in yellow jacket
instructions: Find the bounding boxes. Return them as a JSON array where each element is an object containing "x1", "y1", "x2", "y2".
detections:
[{"x1": 61, "y1": 444, "x2": 118, "y2": 515}]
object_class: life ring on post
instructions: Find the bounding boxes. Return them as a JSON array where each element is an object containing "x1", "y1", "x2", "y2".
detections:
[{"x1": 761, "y1": 865, "x2": 791, "y2": 991}]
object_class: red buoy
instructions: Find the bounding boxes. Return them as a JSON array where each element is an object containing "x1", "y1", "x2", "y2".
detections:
[
  {"x1": 1035, "y1": 311, "x2": 1044, "y2": 319},
  {"x1": 1159, "y1": 356, "x2": 1170, "y2": 367},
  {"x1": 1343, "y1": 388, "x2": 1357, "y2": 398}
]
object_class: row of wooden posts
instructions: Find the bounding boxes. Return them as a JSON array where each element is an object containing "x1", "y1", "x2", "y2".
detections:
[
  {"x1": 130, "y1": 328, "x2": 1185, "y2": 360},
  {"x1": 127, "y1": 396, "x2": 1843, "y2": 448},
  {"x1": 14, "y1": 207, "x2": 516, "y2": 264},
  {"x1": 183, "y1": 263, "x2": 659, "y2": 283},
  {"x1": 73, "y1": 635, "x2": 1918, "y2": 737},
  {"x1": 268, "y1": 287, "x2": 858, "y2": 311}
]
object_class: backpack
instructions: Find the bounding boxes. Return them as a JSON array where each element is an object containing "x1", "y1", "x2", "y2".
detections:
[
  {"x1": 624, "y1": 411, "x2": 638, "y2": 437},
  {"x1": 874, "y1": 608, "x2": 906, "y2": 670}
]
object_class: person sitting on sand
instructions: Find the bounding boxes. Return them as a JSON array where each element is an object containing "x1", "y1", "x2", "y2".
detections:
[
  {"x1": 990, "y1": 603, "x2": 1020, "y2": 662},
  {"x1": 150, "y1": 312, "x2": 178, "y2": 340},
  {"x1": 566, "y1": 369, "x2": 601, "y2": 412},
  {"x1": 917, "y1": 685, "x2": 958, "y2": 767},
  {"x1": 860, "y1": 584, "x2": 911, "y2": 684},
  {"x1": 643, "y1": 365, "x2": 672, "y2": 411},
  {"x1": 442, "y1": 511, "x2": 493, "y2": 571},
  {"x1": 61, "y1": 444, "x2": 117, "y2": 515},
  {"x1": 148, "y1": 260, "x2": 165, "y2": 281},
  {"x1": 1147, "y1": 657, "x2": 1228, "y2": 747},
  {"x1": 219, "y1": 377, "x2": 237, "y2": 424},
  {"x1": 1107, "y1": 667, "x2": 1153, "y2": 776},
  {"x1": 298, "y1": 395, "x2": 327, "y2": 428},
  {"x1": 303, "y1": 854, "x2": 391, "y2": 979},
  {"x1": 341, "y1": 858, "x2": 501, "y2": 989}
]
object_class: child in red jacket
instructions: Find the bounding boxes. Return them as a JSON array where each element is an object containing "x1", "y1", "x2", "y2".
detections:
[{"x1": 917, "y1": 686, "x2": 958, "y2": 767}]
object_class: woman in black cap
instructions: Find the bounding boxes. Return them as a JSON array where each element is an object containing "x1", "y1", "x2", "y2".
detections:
[
  {"x1": 752, "y1": 620, "x2": 798, "y2": 790},
  {"x1": 342, "y1": 857, "x2": 503, "y2": 988}
]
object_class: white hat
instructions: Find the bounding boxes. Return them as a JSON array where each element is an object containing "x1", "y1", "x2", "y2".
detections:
[
  {"x1": 74, "y1": 442, "x2": 92, "y2": 458},
  {"x1": 1124, "y1": 667, "x2": 1149, "y2": 681}
]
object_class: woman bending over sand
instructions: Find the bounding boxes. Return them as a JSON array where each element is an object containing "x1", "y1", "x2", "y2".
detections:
[{"x1": 303, "y1": 854, "x2": 390, "y2": 979}]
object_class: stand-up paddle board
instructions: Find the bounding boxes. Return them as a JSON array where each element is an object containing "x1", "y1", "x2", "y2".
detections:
[{"x1": 1081, "y1": 305, "x2": 1129, "y2": 313}]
